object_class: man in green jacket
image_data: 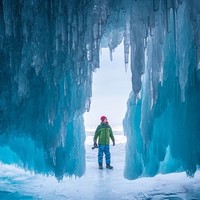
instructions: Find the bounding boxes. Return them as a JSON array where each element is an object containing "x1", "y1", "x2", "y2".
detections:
[{"x1": 93, "y1": 116, "x2": 115, "y2": 169}]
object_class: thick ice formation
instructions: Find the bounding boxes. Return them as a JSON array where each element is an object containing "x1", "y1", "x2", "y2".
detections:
[
  {"x1": 123, "y1": 0, "x2": 200, "y2": 179},
  {"x1": 0, "y1": 0, "x2": 200, "y2": 180}
]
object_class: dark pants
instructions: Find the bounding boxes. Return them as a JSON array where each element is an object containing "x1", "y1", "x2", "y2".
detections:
[{"x1": 98, "y1": 144, "x2": 110, "y2": 166}]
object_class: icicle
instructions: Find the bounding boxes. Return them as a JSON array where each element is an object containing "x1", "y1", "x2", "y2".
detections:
[
  {"x1": 86, "y1": 44, "x2": 92, "y2": 61},
  {"x1": 93, "y1": 23, "x2": 99, "y2": 40},
  {"x1": 93, "y1": 23, "x2": 99, "y2": 50},
  {"x1": 124, "y1": 10, "x2": 130, "y2": 70},
  {"x1": 166, "y1": 6, "x2": 171, "y2": 33},
  {"x1": 2, "y1": 0, "x2": 12, "y2": 36},
  {"x1": 100, "y1": 0, "x2": 109, "y2": 24},
  {"x1": 109, "y1": 47, "x2": 113, "y2": 61},
  {"x1": 153, "y1": 0, "x2": 160, "y2": 11}
]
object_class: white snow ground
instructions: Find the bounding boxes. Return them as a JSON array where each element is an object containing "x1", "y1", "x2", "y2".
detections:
[{"x1": 0, "y1": 133, "x2": 200, "y2": 200}]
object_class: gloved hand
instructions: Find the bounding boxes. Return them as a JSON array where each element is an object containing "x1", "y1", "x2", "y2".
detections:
[
  {"x1": 92, "y1": 141, "x2": 98, "y2": 149},
  {"x1": 94, "y1": 141, "x2": 97, "y2": 147},
  {"x1": 113, "y1": 141, "x2": 115, "y2": 146}
]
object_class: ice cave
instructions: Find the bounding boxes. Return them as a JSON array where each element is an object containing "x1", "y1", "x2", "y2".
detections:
[{"x1": 0, "y1": 0, "x2": 200, "y2": 181}]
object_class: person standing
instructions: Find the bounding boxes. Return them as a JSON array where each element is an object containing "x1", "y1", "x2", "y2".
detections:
[{"x1": 93, "y1": 116, "x2": 115, "y2": 169}]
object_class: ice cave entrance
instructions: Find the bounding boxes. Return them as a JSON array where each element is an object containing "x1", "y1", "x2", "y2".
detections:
[{"x1": 84, "y1": 42, "x2": 131, "y2": 147}]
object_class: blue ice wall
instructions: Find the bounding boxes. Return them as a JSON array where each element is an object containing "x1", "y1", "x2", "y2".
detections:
[
  {"x1": 0, "y1": 0, "x2": 104, "y2": 180},
  {"x1": 123, "y1": 0, "x2": 200, "y2": 179},
  {"x1": 1, "y1": 0, "x2": 200, "y2": 180},
  {"x1": 0, "y1": 0, "x2": 127, "y2": 180}
]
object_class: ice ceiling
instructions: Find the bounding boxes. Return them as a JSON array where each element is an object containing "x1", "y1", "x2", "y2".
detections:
[{"x1": 0, "y1": 0, "x2": 200, "y2": 180}]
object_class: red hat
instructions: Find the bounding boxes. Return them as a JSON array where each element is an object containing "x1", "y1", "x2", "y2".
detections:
[{"x1": 100, "y1": 116, "x2": 107, "y2": 122}]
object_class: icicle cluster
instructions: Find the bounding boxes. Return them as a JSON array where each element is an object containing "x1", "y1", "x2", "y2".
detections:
[
  {"x1": 124, "y1": 0, "x2": 200, "y2": 179},
  {"x1": 0, "y1": 0, "x2": 200, "y2": 180},
  {"x1": 0, "y1": 0, "x2": 111, "y2": 180}
]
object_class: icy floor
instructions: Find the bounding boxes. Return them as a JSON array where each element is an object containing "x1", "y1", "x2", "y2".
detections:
[{"x1": 0, "y1": 134, "x2": 200, "y2": 200}]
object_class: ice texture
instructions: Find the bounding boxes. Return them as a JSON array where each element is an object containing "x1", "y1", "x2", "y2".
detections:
[
  {"x1": 123, "y1": 0, "x2": 200, "y2": 179},
  {"x1": 0, "y1": 0, "x2": 200, "y2": 180}
]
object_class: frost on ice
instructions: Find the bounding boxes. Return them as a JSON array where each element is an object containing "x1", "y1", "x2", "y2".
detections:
[{"x1": 0, "y1": 0, "x2": 200, "y2": 180}]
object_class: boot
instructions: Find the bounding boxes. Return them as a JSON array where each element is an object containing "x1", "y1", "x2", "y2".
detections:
[
  {"x1": 106, "y1": 164, "x2": 113, "y2": 169},
  {"x1": 99, "y1": 164, "x2": 103, "y2": 169}
]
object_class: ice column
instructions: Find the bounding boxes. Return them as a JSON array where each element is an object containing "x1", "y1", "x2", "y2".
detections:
[{"x1": 124, "y1": 0, "x2": 200, "y2": 179}]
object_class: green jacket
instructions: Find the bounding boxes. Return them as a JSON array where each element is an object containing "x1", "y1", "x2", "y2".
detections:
[{"x1": 94, "y1": 122, "x2": 115, "y2": 145}]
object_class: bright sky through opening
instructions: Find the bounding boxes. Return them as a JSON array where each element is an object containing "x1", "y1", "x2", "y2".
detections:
[{"x1": 84, "y1": 43, "x2": 132, "y2": 131}]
